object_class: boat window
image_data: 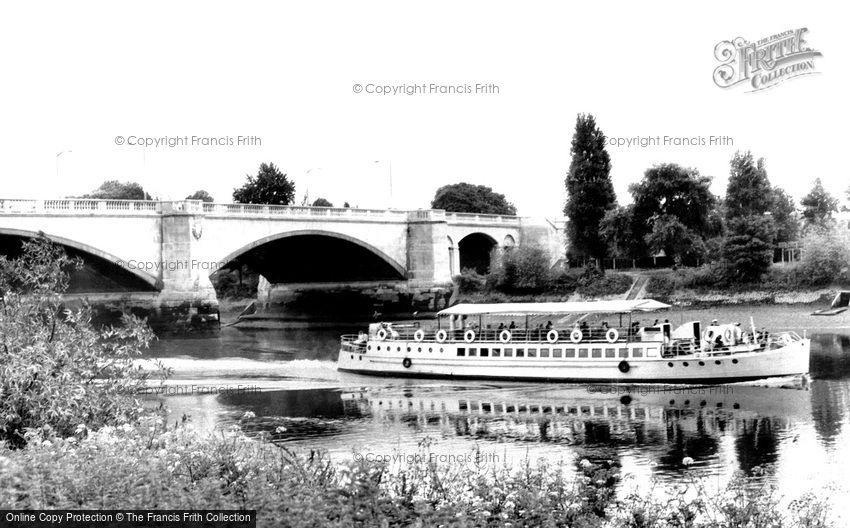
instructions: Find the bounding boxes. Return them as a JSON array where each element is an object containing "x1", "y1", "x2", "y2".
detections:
[
  {"x1": 457, "y1": 348, "x2": 466, "y2": 357},
  {"x1": 504, "y1": 348, "x2": 513, "y2": 357},
  {"x1": 619, "y1": 348, "x2": 628, "y2": 358},
  {"x1": 527, "y1": 348, "x2": 536, "y2": 358},
  {"x1": 516, "y1": 348, "x2": 525, "y2": 357},
  {"x1": 633, "y1": 347, "x2": 644, "y2": 358},
  {"x1": 578, "y1": 348, "x2": 588, "y2": 358},
  {"x1": 492, "y1": 348, "x2": 501, "y2": 357},
  {"x1": 565, "y1": 348, "x2": 576, "y2": 358},
  {"x1": 482, "y1": 403, "x2": 491, "y2": 412},
  {"x1": 469, "y1": 348, "x2": 477, "y2": 357},
  {"x1": 480, "y1": 348, "x2": 489, "y2": 357},
  {"x1": 493, "y1": 404, "x2": 503, "y2": 413},
  {"x1": 605, "y1": 348, "x2": 616, "y2": 358},
  {"x1": 553, "y1": 348, "x2": 562, "y2": 358},
  {"x1": 592, "y1": 348, "x2": 602, "y2": 358},
  {"x1": 540, "y1": 348, "x2": 550, "y2": 358},
  {"x1": 505, "y1": 405, "x2": 515, "y2": 412},
  {"x1": 646, "y1": 347, "x2": 658, "y2": 357}
]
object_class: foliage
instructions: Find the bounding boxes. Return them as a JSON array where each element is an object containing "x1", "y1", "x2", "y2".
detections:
[
  {"x1": 644, "y1": 215, "x2": 706, "y2": 266},
  {"x1": 725, "y1": 152, "x2": 773, "y2": 219},
  {"x1": 232, "y1": 162, "x2": 296, "y2": 205},
  {"x1": 312, "y1": 197, "x2": 333, "y2": 207},
  {"x1": 79, "y1": 180, "x2": 152, "y2": 200},
  {"x1": 564, "y1": 113, "x2": 616, "y2": 260},
  {"x1": 771, "y1": 186, "x2": 799, "y2": 243},
  {"x1": 723, "y1": 152, "x2": 776, "y2": 282},
  {"x1": 600, "y1": 205, "x2": 635, "y2": 258},
  {"x1": 629, "y1": 163, "x2": 716, "y2": 258},
  {"x1": 801, "y1": 178, "x2": 839, "y2": 230},
  {"x1": 1, "y1": 424, "x2": 834, "y2": 527},
  {"x1": 185, "y1": 190, "x2": 214, "y2": 202},
  {"x1": 430, "y1": 183, "x2": 517, "y2": 215},
  {"x1": 487, "y1": 245, "x2": 552, "y2": 293},
  {"x1": 210, "y1": 264, "x2": 260, "y2": 299},
  {"x1": 454, "y1": 268, "x2": 487, "y2": 294},
  {"x1": 0, "y1": 237, "x2": 167, "y2": 448},
  {"x1": 799, "y1": 228, "x2": 850, "y2": 286},
  {"x1": 723, "y1": 215, "x2": 776, "y2": 283}
]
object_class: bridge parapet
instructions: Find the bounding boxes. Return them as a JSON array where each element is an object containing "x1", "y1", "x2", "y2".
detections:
[
  {"x1": 0, "y1": 199, "x2": 534, "y2": 228},
  {"x1": 0, "y1": 198, "x2": 160, "y2": 215},
  {"x1": 445, "y1": 212, "x2": 521, "y2": 225}
]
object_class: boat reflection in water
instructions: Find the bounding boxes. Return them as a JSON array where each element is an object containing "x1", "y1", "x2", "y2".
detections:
[{"x1": 214, "y1": 380, "x2": 810, "y2": 478}]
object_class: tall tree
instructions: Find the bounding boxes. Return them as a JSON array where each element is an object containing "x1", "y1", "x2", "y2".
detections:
[
  {"x1": 599, "y1": 205, "x2": 635, "y2": 258},
  {"x1": 724, "y1": 152, "x2": 773, "y2": 219},
  {"x1": 431, "y1": 183, "x2": 516, "y2": 215},
  {"x1": 564, "y1": 114, "x2": 616, "y2": 259},
  {"x1": 629, "y1": 163, "x2": 715, "y2": 259},
  {"x1": 312, "y1": 197, "x2": 333, "y2": 207},
  {"x1": 79, "y1": 180, "x2": 152, "y2": 200},
  {"x1": 800, "y1": 178, "x2": 838, "y2": 229},
  {"x1": 232, "y1": 162, "x2": 296, "y2": 205},
  {"x1": 770, "y1": 187, "x2": 799, "y2": 243},
  {"x1": 722, "y1": 152, "x2": 775, "y2": 281},
  {"x1": 185, "y1": 190, "x2": 214, "y2": 202}
]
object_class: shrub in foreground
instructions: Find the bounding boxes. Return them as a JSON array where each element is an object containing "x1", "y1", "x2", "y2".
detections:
[
  {"x1": 0, "y1": 422, "x2": 835, "y2": 528},
  {"x1": 0, "y1": 237, "x2": 169, "y2": 447}
]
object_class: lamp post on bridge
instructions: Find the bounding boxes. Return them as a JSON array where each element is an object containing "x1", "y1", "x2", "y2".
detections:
[{"x1": 56, "y1": 150, "x2": 72, "y2": 179}]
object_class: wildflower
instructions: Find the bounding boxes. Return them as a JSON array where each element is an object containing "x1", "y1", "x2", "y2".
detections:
[
  {"x1": 241, "y1": 411, "x2": 256, "y2": 420},
  {"x1": 682, "y1": 456, "x2": 694, "y2": 466},
  {"x1": 275, "y1": 426, "x2": 287, "y2": 433},
  {"x1": 75, "y1": 424, "x2": 87, "y2": 434},
  {"x1": 579, "y1": 459, "x2": 592, "y2": 469}
]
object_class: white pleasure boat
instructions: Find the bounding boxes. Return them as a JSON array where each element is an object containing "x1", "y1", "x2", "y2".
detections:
[{"x1": 337, "y1": 300, "x2": 810, "y2": 383}]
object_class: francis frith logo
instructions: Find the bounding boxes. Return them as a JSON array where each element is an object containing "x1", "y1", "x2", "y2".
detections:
[{"x1": 713, "y1": 28, "x2": 822, "y2": 92}]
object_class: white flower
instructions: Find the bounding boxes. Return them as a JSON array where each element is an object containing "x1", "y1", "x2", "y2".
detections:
[
  {"x1": 682, "y1": 456, "x2": 694, "y2": 466},
  {"x1": 579, "y1": 459, "x2": 592, "y2": 469},
  {"x1": 275, "y1": 426, "x2": 287, "y2": 433},
  {"x1": 241, "y1": 411, "x2": 256, "y2": 420},
  {"x1": 75, "y1": 424, "x2": 87, "y2": 434}
]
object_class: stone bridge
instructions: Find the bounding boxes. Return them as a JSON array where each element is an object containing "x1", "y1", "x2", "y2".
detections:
[{"x1": 0, "y1": 199, "x2": 566, "y2": 333}]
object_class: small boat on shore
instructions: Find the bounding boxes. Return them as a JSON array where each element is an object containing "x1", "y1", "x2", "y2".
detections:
[{"x1": 337, "y1": 300, "x2": 810, "y2": 383}]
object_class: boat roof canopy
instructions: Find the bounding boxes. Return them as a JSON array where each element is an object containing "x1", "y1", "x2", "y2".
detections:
[{"x1": 437, "y1": 299, "x2": 671, "y2": 317}]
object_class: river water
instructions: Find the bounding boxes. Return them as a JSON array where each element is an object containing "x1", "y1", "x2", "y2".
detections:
[{"x1": 144, "y1": 316, "x2": 850, "y2": 517}]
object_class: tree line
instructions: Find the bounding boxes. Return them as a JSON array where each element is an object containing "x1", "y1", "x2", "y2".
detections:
[{"x1": 565, "y1": 113, "x2": 847, "y2": 281}]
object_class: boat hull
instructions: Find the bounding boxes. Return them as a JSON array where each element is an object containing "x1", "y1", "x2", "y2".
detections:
[{"x1": 337, "y1": 338, "x2": 810, "y2": 384}]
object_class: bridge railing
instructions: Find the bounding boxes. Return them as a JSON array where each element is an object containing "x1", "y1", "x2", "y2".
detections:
[
  {"x1": 200, "y1": 202, "x2": 411, "y2": 220},
  {"x1": 0, "y1": 199, "x2": 160, "y2": 215},
  {"x1": 445, "y1": 212, "x2": 521, "y2": 225},
  {"x1": 0, "y1": 199, "x2": 529, "y2": 226}
]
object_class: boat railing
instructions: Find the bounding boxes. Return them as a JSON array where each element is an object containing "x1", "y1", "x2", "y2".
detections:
[
  {"x1": 340, "y1": 334, "x2": 368, "y2": 353},
  {"x1": 690, "y1": 331, "x2": 803, "y2": 356},
  {"x1": 368, "y1": 326, "x2": 643, "y2": 345}
]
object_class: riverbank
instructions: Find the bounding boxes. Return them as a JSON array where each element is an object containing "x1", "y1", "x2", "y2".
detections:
[{"x1": 1, "y1": 419, "x2": 837, "y2": 527}]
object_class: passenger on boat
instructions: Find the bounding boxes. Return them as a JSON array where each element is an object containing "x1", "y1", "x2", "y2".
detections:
[
  {"x1": 546, "y1": 320, "x2": 553, "y2": 330},
  {"x1": 509, "y1": 321, "x2": 516, "y2": 330}
]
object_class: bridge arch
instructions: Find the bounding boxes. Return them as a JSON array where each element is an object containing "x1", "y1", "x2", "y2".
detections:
[
  {"x1": 458, "y1": 232, "x2": 497, "y2": 274},
  {"x1": 0, "y1": 227, "x2": 160, "y2": 290},
  {"x1": 215, "y1": 229, "x2": 407, "y2": 282}
]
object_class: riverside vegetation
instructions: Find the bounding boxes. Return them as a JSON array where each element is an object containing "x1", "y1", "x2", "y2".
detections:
[{"x1": 0, "y1": 238, "x2": 838, "y2": 527}]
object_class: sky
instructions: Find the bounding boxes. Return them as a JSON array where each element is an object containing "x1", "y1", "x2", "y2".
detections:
[{"x1": 0, "y1": 1, "x2": 845, "y2": 217}]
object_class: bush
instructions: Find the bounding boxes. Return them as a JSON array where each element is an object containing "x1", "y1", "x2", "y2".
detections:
[
  {"x1": 799, "y1": 229, "x2": 850, "y2": 286},
  {"x1": 646, "y1": 275, "x2": 676, "y2": 297},
  {"x1": 453, "y1": 268, "x2": 487, "y2": 294},
  {"x1": 576, "y1": 272, "x2": 633, "y2": 298},
  {"x1": 488, "y1": 245, "x2": 552, "y2": 293},
  {"x1": 0, "y1": 237, "x2": 168, "y2": 447}
]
